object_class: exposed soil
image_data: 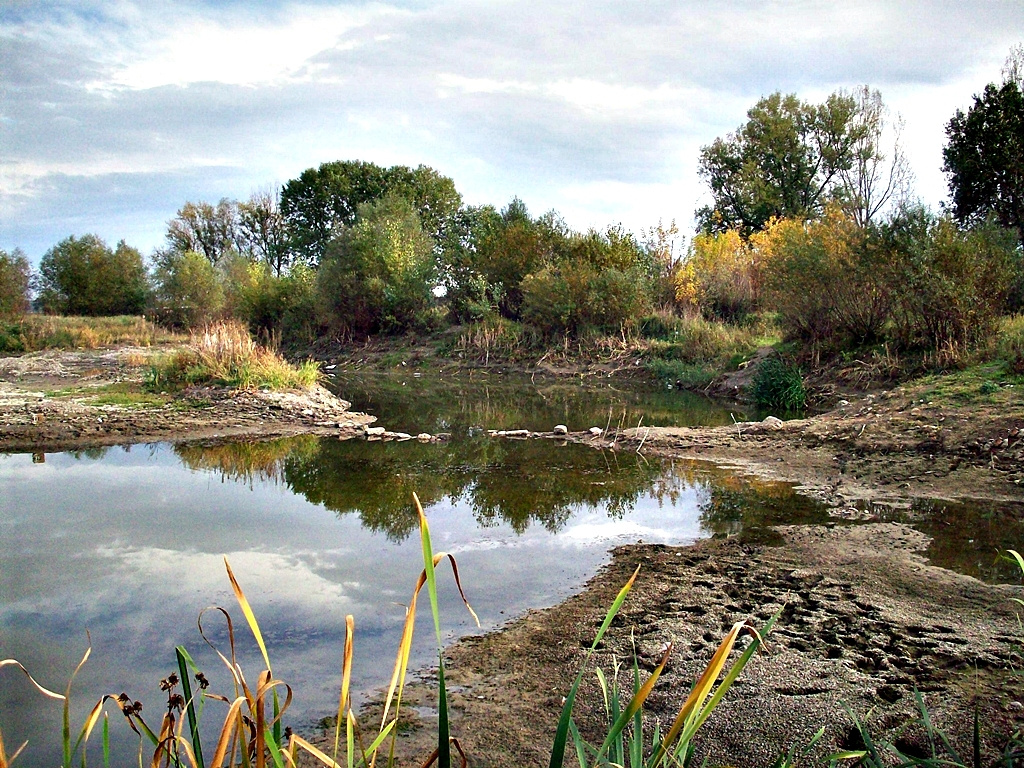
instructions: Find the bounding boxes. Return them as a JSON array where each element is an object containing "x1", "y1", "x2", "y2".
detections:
[
  {"x1": 0, "y1": 347, "x2": 374, "y2": 453},
  {"x1": 363, "y1": 525, "x2": 1023, "y2": 767},
  {"x1": 3, "y1": 345, "x2": 1024, "y2": 766}
]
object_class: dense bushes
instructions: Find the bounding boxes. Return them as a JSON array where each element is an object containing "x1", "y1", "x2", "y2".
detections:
[
  {"x1": 758, "y1": 207, "x2": 1020, "y2": 365},
  {"x1": 150, "y1": 250, "x2": 225, "y2": 328}
]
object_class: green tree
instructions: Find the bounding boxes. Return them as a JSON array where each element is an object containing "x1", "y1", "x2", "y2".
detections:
[
  {"x1": 165, "y1": 199, "x2": 240, "y2": 265},
  {"x1": 151, "y1": 250, "x2": 225, "y2": 328},
  {"x1": 0, "y1": 248, "x2": 31, "y2": 318},
  {"x1": 316, "y1": 195, "x2": 436, "y2": 335},
  {"x1": 37, "y1": 235, "x2": 148, "y2": 316},
  {"x1": 943, "y1": 80, "x2": 1024, "y2": 243},
  {"x1": 280, "y1": 160, "x2": 462, "y2": 264},
  {"x1": 696, "y1": 91, "x2": 865, "y2": 237}
]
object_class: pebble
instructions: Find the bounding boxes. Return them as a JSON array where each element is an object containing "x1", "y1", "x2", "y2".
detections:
[
  {"x1": 588, "y1": 427, "x2": 603, "y2": 436},
  {"x1": 553, "y1": 424, "x2": 568, "y2": 435},
  {"x1": 365, "y1": 426, "x2": 386, "y2": 436}
]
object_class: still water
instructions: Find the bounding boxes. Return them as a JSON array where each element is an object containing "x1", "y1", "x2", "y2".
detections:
[{"x1": 0, "y1": 373, "x2": 1020, "y2": 766}]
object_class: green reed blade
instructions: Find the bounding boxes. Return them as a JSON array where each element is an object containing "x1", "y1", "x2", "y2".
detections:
[
  {"x1": 548, "y1": 565, "x2": 640, "y2": 768},
  {"x1": 176, "y1": 647, "x2": 205, "y2": 768}
]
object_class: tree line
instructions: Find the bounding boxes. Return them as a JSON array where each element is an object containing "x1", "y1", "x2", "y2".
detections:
[{"x1": 1, "y1": 45, "x2": 1021, "y2": 368}]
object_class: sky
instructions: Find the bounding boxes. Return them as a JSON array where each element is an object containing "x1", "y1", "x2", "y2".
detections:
[{"x1": 1, "y1": 0, "x2": 1022, "y2": 263}]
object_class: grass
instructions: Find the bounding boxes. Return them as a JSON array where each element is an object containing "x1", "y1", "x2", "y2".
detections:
[
  {"x1": 0, "y1": 495, "x2": 781, "y2": 768},
  {"x1": 148, "y1": 320, "x2": 322, "y2": 392},
  {"x1": 0, "y1": 315, "x2": 182, "y2": 354},
  {"x1": 45, "y1": 382, "x2": 170, "y2": 408}
]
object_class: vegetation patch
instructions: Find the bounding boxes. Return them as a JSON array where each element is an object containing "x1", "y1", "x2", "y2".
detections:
[
  {"x1": 1, "y1": 315, "x2": 181, "y2": 352},
  {"x1": 147, "y1": 320, "x2": 321, "y2": 391},
  {"x1": 751, "y1": 356, "x2": 806, "y2": 411}
]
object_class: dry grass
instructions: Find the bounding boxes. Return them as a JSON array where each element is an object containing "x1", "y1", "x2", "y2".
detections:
[
  {"x1": 11, "y1": 315, "x2": 182, "y2": 352},
  {"x1": 148, "y1": 320, "x2": 321, "y2": 391}
]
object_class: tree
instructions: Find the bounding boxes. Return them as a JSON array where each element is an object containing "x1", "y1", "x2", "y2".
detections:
[
  {"x1": 280, "y1": 160, "x2": 462, "y2": 265},
  {"x1": 835, "y1": 86, "x2": 913, "y2": 227},
  {"x1": 943, "y1": 79, "x2": 1024, "y2": 243},
  {"x1": 316, "y1": 195, "x2": 436, "y2": 335},
  {"x1": 150, "y1": 250, "x2": 225, "y2": 328},
  {"x1": 696, "y1": 91, "x2": 865, "y2": 237},
  {"x1": 37, "y1": 235, "x2": 148, "y2": 316},
  {"x1": 165, "y1": 199, "x2": 240, "y2": 265},
  {"x1": 237, "y1": 188, "x2": 290, "y2": 276},
  {"x1": 0, "y1": 248, "x2": 31, "y2": 318}
]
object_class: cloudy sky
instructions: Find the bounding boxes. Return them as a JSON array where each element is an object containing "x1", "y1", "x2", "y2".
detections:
[{"x1": 1, "y1": 1, "x2": 1022, "y2": 262}]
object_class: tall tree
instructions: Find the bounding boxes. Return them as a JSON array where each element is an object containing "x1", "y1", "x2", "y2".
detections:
[
  {"x1": 280, "y1": 160, "x2": 462, "y2": 265},
  {"x1": 696, "y1": 91, "x2": 865, "y2": 237},
  {"x1": 165, "y1": 199, "x2": 240, "y2": 265},
  {"x1": 238, "y1": 188, "x2": 290, "y2": 276},
  {"x1": 836, "y1": 86, "x2": 913, "y2": 227},
  {"x1": 943, "y1": 76, "x2": 1024, "y2": 243},
  {"x1": 0, "y1": 248, "x2": 31, "y2": 318}
]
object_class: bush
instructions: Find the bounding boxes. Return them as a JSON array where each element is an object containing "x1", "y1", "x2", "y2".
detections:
[
  {"x1": 760, "y1": 208, "x2": 892, "y2": 352},
  {"x1": 884, "y1": 211, "x2": 1018, "y2": 358},
  {"x1": 0, "y1": 248, "x2": 31, "y2": 318},
  {"x1": 751, "y1": 356, "x2": 806, "y2": 410},
  {"x1": 999, "y1": 314, "x2": 1024, "y2": 374},
  {"x1": 37, "y1": 235, "x2": 149, "y2": 316},
  {"x1": 675, "y1": 229, "x2": 758, "y2": 320},
  {"x1": 150, "y1": 250, "x2": 225, "y2": 329}
]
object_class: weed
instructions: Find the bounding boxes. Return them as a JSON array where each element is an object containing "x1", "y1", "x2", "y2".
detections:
[{"x1": 752, "y1": 357, "x2": 806, "y2": 411}]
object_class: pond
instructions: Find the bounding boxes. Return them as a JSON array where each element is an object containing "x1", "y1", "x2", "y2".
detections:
[{"x1": 1, "y1": 372, "x2": 1021, "y2": 766}]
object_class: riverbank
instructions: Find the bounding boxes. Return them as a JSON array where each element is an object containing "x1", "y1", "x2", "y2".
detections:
[
  {"x1": 3, "y1": 343, "x2": 1023, "y2": 765},
  {"x1": 0, "y1": 346, "x2": 374, "y2": 453}
]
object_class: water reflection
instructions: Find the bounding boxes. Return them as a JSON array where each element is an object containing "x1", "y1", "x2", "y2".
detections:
[{"x1": 329, "y1": 371, "x2": 750, "y2": 435}]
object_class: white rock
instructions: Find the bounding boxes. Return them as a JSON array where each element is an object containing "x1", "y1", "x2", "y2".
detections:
[
  {"x1": 365, "y1": 426, "x2": 386, "y2": 436},
  {"x1": 761, "y1": 416, "x2": 784, "y2": 430},
  {"x1": 417, "y1": 433, "x2": 432, "y2": 441},
  {"x1": 588, "y1": 426, "x2": 604, "y2": 436},
  {"x1": 553, "y1": 424, "x2": 569, "y2": 435}
]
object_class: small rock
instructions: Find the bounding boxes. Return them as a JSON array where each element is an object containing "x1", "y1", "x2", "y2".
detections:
[
  {"x1": 365, "y1": 426, "x2": 386, "y2": 436},
  {"x1": 393, "y1": 432, "x2": 413, "y2": 441},
  {"x1": 417, "y1": 433, "x2": 432, "y2": 442},
  {"x1": 505, "y1": 429, "x2": 530, "y2": 437},
  {"x1": 588, "y1": 426, "x2": 603, "y2": 437},
  {"x1": 1007, "y1": 701, "x2": 1024, "y2": 712},
  {"x1": 553, "y1": 424, "x2": 568, "y2": 435},
  {"x1": 838, "y1": 400, "x2": 850, "y2": 407},
  {"x1": 761, "y1": 416, "x2": 784, "y2": 430},
  {"x1": 301, "y1": 409, "x2": 314, "y2": 416}
]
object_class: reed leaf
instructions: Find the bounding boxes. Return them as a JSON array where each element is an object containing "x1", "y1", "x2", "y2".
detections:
[
  {"x1": 177, "y1": 647, "x2": 205, "y2": 768},
  {"x1": 593, "y1": 644, "x2": 672, "y2": 764},
  {"x1": 548, "y1": 565, "x2": 641, "y2": 768}
]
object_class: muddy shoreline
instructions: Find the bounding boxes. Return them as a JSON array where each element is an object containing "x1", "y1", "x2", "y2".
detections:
[{"x1": 3, "y1": 346, "x2": 1024, "y2": 765}]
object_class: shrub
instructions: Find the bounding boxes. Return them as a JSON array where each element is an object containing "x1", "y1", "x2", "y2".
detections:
[
  {"x1": 884, "y1": 211, "x2": 1018, "y2": 358},
  {"x1": 150, "y1": 250, "x2": 226, "y2": 329},
  {"x1": 676, "y1": 229, "x2": 758, "y2": 321},
  {"x1": 760, "y1": 208, "x2": 892, "y2": 352},
  {"x1": 148, "y1": 320, "x2": 320, "y2": 391},
  {"x1": 999, "y1": 314, "x2": 1024, "y2": 374},
  {"x1": 37, "y1": 235, "x2": 148, "y2": 316},
  {"x1": 751, "y1": 356, "x2": 806, "y2": 410},
  {"x1": 0, "y1": 248, "x2": 31, "y2": 318}
]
